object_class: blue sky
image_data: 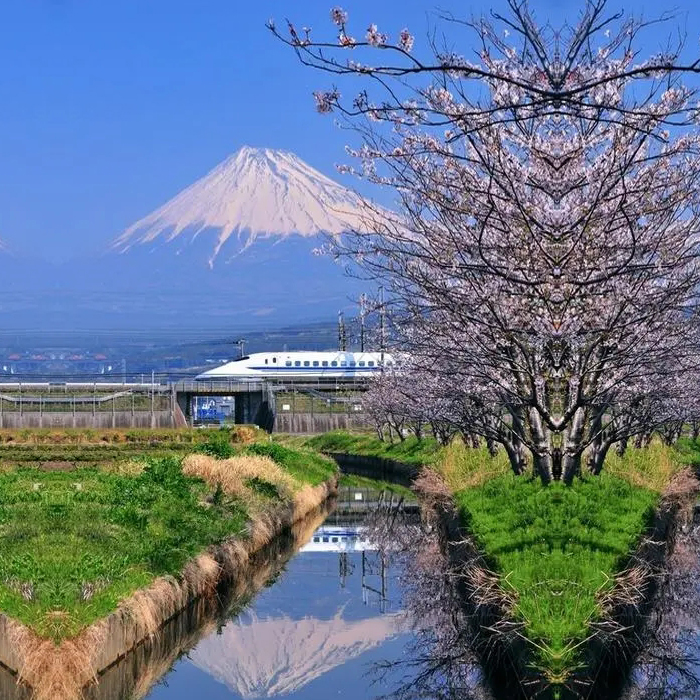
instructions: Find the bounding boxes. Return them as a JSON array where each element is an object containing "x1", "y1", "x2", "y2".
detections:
[{"x1": 0, "y1": 0, "x2": 697, "y2": 261}]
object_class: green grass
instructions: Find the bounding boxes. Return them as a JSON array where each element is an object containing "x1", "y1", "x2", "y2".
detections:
[
  {"x1": 243, "y1": 442, "x2": 337, "y2": 485},
  {"x1": 0, "y1": 459, "x2": 247, "y2": 640},
  {"x1": 0, "y1": 439, "x2": 336, "y2": 641},
  {"x1": 454, "y1": 466, "x2": 663, "y2": 683},
  {"x1": 337, "y1": 473, "x2": 415, "y2": 498},
  {"x1": 301, "y1": 430, "x2": 441, "y2": 466}
]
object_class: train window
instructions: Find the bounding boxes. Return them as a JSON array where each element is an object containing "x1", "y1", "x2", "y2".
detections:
[
  {"x1": 312, "y1": 361, "x2": 319, "y2": 367},
  {"x1": 264, "y1": 359, "x2": 268, "y2": 364},
  {"x1": 331, "y1": 537, "x2": 338, "y2": 543},
  {"x1": 322, "y1": 536, "x2": 329, "y2": 543},
  {"x1": 313, "y1": 536, "x2": 320, "y2": 542},
  {"x1": 368, "y1": 361, "x2": 374, "y2": 367},
  {"x1": 286, "y1": 361, "x2": 292, "y2": 367},
  {"x1": 322, "y1": 361, "x2": 328, "y2": 367},
  {"x1": 358, "y1": 361, "x2": 365, "y2": 367},
  {"x1": 304, "y1": 361, "x2": 310, "y2": 367},
  {"x1": 331, "y1": 361, "x2": 338, "y2": 367},
  {"x1": 340, "y1": 361, "x2": 347, "y2": 367},
  {"x1": 349, "y1": 361, "x2": 356, "y2": 367},
  {"x1": 273, "y1": 357, "x2": 277, "y2": 363},
  {"x1": 295, "y1": 361, "x2": 301, "y2": 367}
]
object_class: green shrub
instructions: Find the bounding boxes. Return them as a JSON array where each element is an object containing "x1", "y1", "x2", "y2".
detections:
[
  {"x1": 245, "y1": 477, "x2": 280, "y2": 500},
  {"x1": 196, "y1": 430, "x2": 235, "y2": 458}
]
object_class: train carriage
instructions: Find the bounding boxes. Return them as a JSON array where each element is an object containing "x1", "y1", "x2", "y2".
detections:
[{"x1": 195, "y1": 351, "x2": 396, "y2": 381}]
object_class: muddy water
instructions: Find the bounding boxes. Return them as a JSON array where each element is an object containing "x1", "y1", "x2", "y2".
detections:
[{"x1": 78, "y1": 489, "x2": 418, "y2": 700}]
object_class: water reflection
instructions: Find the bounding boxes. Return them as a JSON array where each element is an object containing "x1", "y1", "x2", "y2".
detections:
[
  {"x1": 83, "y1": 503, "x2": 334, "y2": 700},
  {"x1": 73, "y1": 488, "x2": 414, "y2": 700},
  {"x1": 621, "y1": 522, "x2": 700, "y2": 700}
]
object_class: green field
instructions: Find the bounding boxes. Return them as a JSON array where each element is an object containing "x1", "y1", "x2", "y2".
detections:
[{"x1": 0, "y1": 435, "x2": 336, "y2": 640}]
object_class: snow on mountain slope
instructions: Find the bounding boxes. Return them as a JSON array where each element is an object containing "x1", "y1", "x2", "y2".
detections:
[{"x1": 113, "y1": 146, "x2": 373, "y2": 266}]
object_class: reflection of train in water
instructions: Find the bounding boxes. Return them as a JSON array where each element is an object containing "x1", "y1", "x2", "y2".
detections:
[
  {"x1": 195, "y1": 351, "x2": 397, "y2": 382},
  {"x1": 300, "y1": 526, "x2": 377, "y2": 553}
]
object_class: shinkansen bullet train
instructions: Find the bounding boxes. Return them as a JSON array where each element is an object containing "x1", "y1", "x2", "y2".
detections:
[{"x1": 195, "y1": 351, "x2": 397, "y2": 381}]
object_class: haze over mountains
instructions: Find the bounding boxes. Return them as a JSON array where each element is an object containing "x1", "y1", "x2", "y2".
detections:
[{"x1": 0, "y1": 147, "x2": 376, "y2": 330}]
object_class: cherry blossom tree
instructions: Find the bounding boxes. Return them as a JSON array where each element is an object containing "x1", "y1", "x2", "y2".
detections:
[{"x1": 272, "y1": 1, "x2": 700, "y2": 482}]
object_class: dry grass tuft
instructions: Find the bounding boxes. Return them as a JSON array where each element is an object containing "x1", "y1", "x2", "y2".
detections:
[
  {"x1": 436, "y1": 440, "x2": 511, "y2": 491},
  {"x1": 293, "y1": 484, "x2": 328, "y2": 519},
  {"x1": 232, "y1": 426, "x2": 260, "y2": 444},
  {"x1": 182, "y1": 553, "x2": 220, "y2": 598},
  {"x1": 414, "y1": 467, "x2": 452, "y2": 502},
  {"x1": 247, "y1": 512, "x2": 276, "y2": 550},
  {"x1": 182, "y1": 454, "x2": 298, "y2": 504},
  {"x1": 120, "y1": 578, "x2": 183, "y2": 638},
  {"x1": 604, "y1": 440, "x2": 683, "y2": 493},
  {"x1": 597, "y1": 564, "x2": 651, "y2": 614},
  {"x1": 9, "y1": 617, "x2": 107, "y2": 700}
]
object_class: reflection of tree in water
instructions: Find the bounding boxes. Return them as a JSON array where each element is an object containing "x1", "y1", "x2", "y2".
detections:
[
  {"x1": 622, "y1": 522, "x2": 700, "y2": 700},
  {"x1": 364, "y1": 479, "x2": 492, "y2": 700}
]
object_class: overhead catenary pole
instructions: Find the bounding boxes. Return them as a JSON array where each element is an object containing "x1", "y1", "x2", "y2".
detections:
[
  {"x1": 359, "y1": 294, "x2": 367, "y2": 352},
  {"x1": 338, "y1": 311, "x2": 347, "y2": 352},
  {"x1": 379, "y1": 286, "x2": 386, "y2": 364}
]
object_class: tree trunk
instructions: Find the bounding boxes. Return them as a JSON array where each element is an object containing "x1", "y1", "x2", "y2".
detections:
[
  {"x1": 615, "y1": 437, "x2": 628, "y2": 457},
  {"x1": 529, "y1": 408, "x2": 553, "y2": 483},
  {"x1": 485, "y1": 436, "x2": 498, "y2": 457},
  {"x1": 588, "y1": 439, "x2": 613, "y2": 475},
  {"x1": 503, "y1": 439, "x2": 528, "y2": 476},
  {"x1": 561, "y1": 407, "x2": 587, "y2": 483}
]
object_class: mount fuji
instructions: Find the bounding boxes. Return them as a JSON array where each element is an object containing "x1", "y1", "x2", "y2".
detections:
[
  {"x1": 83, "y1": 146, "x2": 377, "y2": 328},
  {"x1": 112, "y1": 146, "x2": 372, "y2": 268},
  {"x1": 0, "y1": 147, "x2": 382, "y2": 330}
]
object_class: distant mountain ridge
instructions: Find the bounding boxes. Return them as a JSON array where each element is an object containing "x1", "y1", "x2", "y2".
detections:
[{"x1": 112, "y1": 146, "x2": 372, "y2": 268}]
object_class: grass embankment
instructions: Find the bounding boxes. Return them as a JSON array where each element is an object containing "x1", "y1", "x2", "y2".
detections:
[
  {"x1": 301, "y1": 430, "x2": 441, "y2": 466},
  {"x1": 0, "y1": 437, "x2": 336, "y2": 641},
  {"x1": 448, "y1": 442, "x2": 686, "y2": 685}
]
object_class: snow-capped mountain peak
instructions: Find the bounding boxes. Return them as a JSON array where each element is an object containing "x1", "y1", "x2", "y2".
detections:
[{"x1": 112, "y1": 146, "x2": 372, "y2": 266}]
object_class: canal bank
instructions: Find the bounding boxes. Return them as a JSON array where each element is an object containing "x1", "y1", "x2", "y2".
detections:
[
  {"x1": 0, "y1": 475, "x2": 420, "y2": 700},
  {"x1": 0, "y1": 475, "x2": 338, "y2": 700}
]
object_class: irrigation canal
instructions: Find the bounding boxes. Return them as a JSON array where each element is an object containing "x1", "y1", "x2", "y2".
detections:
[
  {"x1": 93, "y1": 487, "x2": 423, "y2": 700},
  {"x1": 2, "y1": 481, "x2": 694, "y2": 699}
]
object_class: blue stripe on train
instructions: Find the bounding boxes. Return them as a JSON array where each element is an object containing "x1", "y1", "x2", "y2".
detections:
[{"x1": 247, "y1": 366, "x2": 383, "y2": 371}]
